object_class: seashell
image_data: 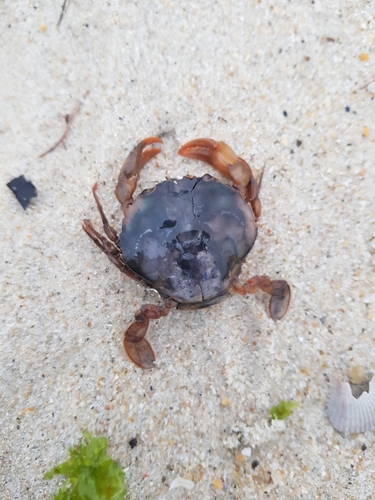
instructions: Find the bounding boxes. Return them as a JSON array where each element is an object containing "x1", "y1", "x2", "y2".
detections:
[
  {"x1": 348, "y1": 365, "x2": 367, "y2": 384},
  {"x1": 169, "y1": 476, "x2": 195, "y2": 490},
  {"x1": 242, "y1": 447, "x2": 252, "y2": 457},
  {"x1": 327, "y1": 377, "x2": 375, "y2": 433}
]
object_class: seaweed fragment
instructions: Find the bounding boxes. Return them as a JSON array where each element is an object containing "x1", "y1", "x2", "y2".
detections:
[
  {"x1": 44, "y1": 431, "x2": 126, "y2": 499},
  {"x1": 269, "y1": 401, "x2": 298, "y2": 420}
]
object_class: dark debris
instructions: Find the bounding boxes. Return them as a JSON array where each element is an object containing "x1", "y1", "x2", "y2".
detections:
[
  {"x1": 7, "y1": 175, "x2": 38, "y2": 210},
  {"x1": 129, "y1": 437, "x2": 138, "y2": 449}
]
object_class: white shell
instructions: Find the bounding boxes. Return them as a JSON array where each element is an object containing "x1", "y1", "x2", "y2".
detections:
[
  {"x1": 242, "y1": 447, "x2": 252, "y2": 457},
  {"x1": 169, "y1": 476, "x2": 195, "y2": 490},
  {"x1": 327, "y1": 377, "x2": 375, "y2": 433}
]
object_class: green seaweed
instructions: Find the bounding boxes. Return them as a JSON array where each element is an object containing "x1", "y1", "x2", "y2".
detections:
[
  {"x1": 45, "y1": 431, "x2": 126, "y2": 500},
  {"x1": 269, "y1": 401, "x2": 298, "y2": 420}
]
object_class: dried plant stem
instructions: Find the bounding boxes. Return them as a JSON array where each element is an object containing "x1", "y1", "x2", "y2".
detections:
[
  {"x1": 57, "y1": 0, "x2": 68, "y2": 27},
  {"x1": 39, "y1": 104, "x2": 80, "y2": 158}
]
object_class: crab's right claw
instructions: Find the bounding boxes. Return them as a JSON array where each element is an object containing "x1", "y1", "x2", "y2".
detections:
[
  {"x1": 269, "y1": 281, "x2": 291, "y2": 321},
  {"x1": 179, "y1": 139, "x2": 238, "y2": 180},
  {"x1": 124, "y1": 319, "x2": 156, "y2": 369},
  {"x1": 178, "y1": 138, "x2": 220, "y2": 163},
  {"x1": 179, "y1": 138, "x2": 262, "y2": 219},
  {"x1": 178, "y1": 138, "x2": 252, "y2": 187}
]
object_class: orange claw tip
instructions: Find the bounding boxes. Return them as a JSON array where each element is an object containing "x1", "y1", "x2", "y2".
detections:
[
  {"x1": 269, "y1": 283, "x2": 291, "y2": 320},
  {"x1": 178, "y1": 138, "x2": 217, "y2": 158},
  {"x1": 141, "y1": 147, "x2": 163, "y2": 166},
  {"x1": 178, "y1": 139, "x2": 220, "y2": 167},
  {"x1": 141, "y1": 136, "x2": 163, "y2": 147}
]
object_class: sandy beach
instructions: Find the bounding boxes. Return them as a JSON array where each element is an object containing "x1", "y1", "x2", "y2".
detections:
[{"x1": 1, "y1": 1, "x2": 375, "y2": 498}]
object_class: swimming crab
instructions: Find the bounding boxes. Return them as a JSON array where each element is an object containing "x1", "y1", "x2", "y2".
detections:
[{"x1": 83, "y1": 137, "x2": 291, "y2": 369}]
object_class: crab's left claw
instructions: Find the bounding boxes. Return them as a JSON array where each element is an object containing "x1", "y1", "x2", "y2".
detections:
[
  {"x1": 116, "y1": 137, "x2": 163, "y2": 210},
  {"x1": 178, "y1": 138, "x2": 262, "y2": 219}
]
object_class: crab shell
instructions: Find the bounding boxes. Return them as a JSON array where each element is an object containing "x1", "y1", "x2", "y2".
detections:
[
  {"x1": 83, "y1": 137, "x2": 291, "y2": 369},
  {"x1": 120, "y1": 174, "x2": 258, "y2": 308}
]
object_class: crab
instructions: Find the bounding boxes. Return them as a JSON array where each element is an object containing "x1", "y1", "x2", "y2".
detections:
[{"x1": 83, "y1": 137, "x2": 291, "y2": 369}]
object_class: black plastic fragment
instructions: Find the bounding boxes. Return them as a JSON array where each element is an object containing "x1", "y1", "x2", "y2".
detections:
[{"x1": 7, "y1": 175, "x2": 37, "y2": 210}]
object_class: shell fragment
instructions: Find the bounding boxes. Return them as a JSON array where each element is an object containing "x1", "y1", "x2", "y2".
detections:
[
  {"x1": 169, "y1": 476, "x2": 195, "y2": 490},
  {"x1": 327, "y1": 377, "x2": 375, "y2": 434}
]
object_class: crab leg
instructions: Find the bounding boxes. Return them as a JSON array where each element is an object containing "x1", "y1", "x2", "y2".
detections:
[
  {"x1": 115, "y1": 137, "x2": 163, "y2": 211},
  {"x1": 90, "y1": 182, "x2": 120, "y2": 244},
  {"x1": 82, "y1": 218, "x2": 145, "y2": 285},
  {"x1": 178, "y1": 138, "x2": 262, "y2": 219},
  {"x1": 124, "y1": 301, "x2": 176, "y2": 369},
  {"x1": 83, "y1": 181, "x2": 148, "y2": 282},
  {"x1": 231, "y1": 275, "x2": 291, "y2": 320}
]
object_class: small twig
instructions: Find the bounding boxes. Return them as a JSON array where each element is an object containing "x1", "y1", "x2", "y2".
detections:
[
  {"x1": 57, "y1": 0, "x2": 68, "y2": 27},
  {"x1": 359, "y1": 77, "x2": 375, "y2": 91},
  {"x1": 39, "y1": 103, "x2": 80, "y2": 158}
]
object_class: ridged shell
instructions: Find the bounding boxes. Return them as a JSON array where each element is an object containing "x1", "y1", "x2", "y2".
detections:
[{"x1": 327, "y1": 377, "x2": 375, "y2": 433}]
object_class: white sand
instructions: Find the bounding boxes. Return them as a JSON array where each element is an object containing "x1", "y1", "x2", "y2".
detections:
[{"x1": 1, "y1": 1, "x2": 375, "y2": 498}]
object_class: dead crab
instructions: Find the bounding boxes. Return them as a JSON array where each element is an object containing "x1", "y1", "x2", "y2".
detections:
[{"x1": 83, "y1": 138, "x2": 291, "y2": 369}]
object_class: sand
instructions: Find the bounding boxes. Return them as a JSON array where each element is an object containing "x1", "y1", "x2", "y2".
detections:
[{"x1": 1, "y1": 1, "x2": 375, "y2": 498}]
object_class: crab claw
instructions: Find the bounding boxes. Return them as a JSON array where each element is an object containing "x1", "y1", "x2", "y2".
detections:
[
  {"x1": 178, "y1": 138, "x2": 252, "y2": 187},
  {"x1": 178, "y1": 138, "x2": 220, "y2": 161},
  {"x1": 179, "y1": 138, "x2": 263, "y2": 219},
  {"x1": 120, "y1": 137, "x2": 163, "y2": 180},
  {"x1": 179, "y1": 139, "x2": 234, "y2": 179},
  {"x1": 132, "y1": 136, "x2": 163, "y2": 174},
  {"x1": 115, "y1": 137, "x2": 163, "y2": 208},
  {"x1": 269, "y1": 281, "x2": 291, "y2": 321}
]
